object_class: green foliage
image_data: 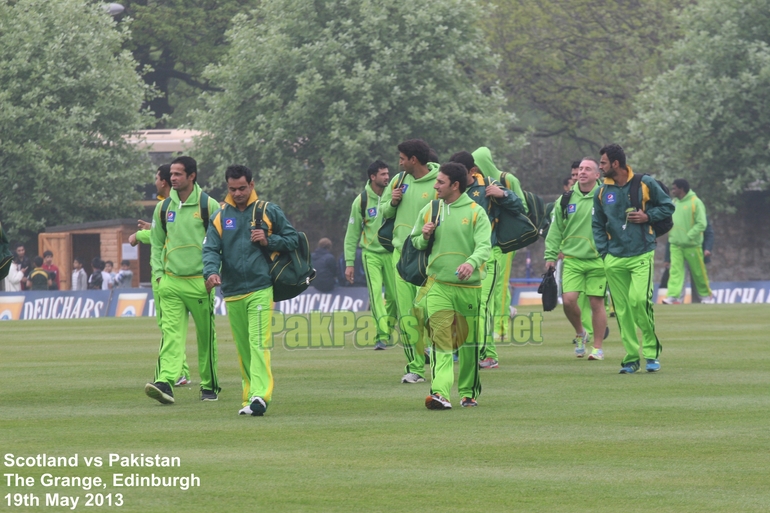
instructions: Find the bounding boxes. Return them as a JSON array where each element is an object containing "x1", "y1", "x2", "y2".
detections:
[
  {"x1": 0, "y1": 0, "x2": 155, "y2": 243},
  {"x1": 121, "y1": 0, "x2": 258, "y2": 124},
  {"x1": 194, "y1": 0, "x2": 519, "y2": 223},
  {"x1": 628, "y1": 0, "x2": 770, "y2": 211}
]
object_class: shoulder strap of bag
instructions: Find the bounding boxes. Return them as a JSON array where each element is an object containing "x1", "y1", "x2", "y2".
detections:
[
  {"x1": 560, "y1": 190, "x2": 573, "y2": 220},
  {"x1": 160, "y1": 197, "x2": 172, "y2": 233},
  {"x1": 628, "y1": 174, "x2": 644, "y2": 211},
  {"x1": 200, "y1": 191, "x2": 210, "y2": 232},
  {"x1": 359, "y1": 191, "x2": 367, "y2": 227}
]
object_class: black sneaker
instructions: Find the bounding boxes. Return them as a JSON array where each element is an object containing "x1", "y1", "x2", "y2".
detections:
[
  {"x1": 145, "y1": 382, "x2": 174, "y2": 404},
  {"x1": 200, "y1": 389, "x2": 218, "y2": 401}
]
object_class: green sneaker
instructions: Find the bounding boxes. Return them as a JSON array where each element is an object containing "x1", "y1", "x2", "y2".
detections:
[
  {"x1": 588, "y1": 348, "x2": 604, "y2": 361},
  {"x1": 574, "y1": 332, "x2": 588, "y2": 357}
]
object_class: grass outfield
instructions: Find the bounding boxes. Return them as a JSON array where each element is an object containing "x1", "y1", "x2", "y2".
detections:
[{"x1": 1, "y1": 304, "x2": 769, "y2": 512}]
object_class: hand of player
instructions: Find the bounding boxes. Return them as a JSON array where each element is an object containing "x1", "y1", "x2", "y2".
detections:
[
  {"x1": 391, "y1": 188, "x2": 402, "y2": 206},
  {"x1": 129, "y1": 233, "x2": 138, "y2": 247},
  {"x1": 137, "y1": 219, "x2": 151, "y2": 230},
  {"x1": 704, "y1": 250, "x2": 711, "y2": 258},
  {"x1": 345, "y1": 266, "x2": 355, "y2": 284},
  {"x1": 485, "y1": 184, "x2": 504, "y2": 198},
  {"x1": 627, "y1": 210, "x2": 649, "y2": 224},
  {"x1": 205, "y1": 274, "x2": 221, "y2": 293},
  {"x1": 545, "y1": 261, "x2": 556, "y2": 272},
  {"x1": 251, "y1": 229, "x2": 268, "y2": 246},
  {"x1": 456, "y1": 263, "x2": 474, "y2": 281},
  {"x1": 422, "y1": 222, "x2": 436, "y2": 240}
]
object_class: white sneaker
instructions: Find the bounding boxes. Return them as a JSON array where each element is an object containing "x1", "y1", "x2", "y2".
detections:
[
  {"x1": 662, "y1": 297, "x2": 682, "y2": 305},
  {"x1": 700, "y1": 295, "x2": 716, "y2": 304},
  {"x1": 175, "y1": 376, "x2": 190, "y2": 386},
  {"x1": 238, "y1": 405, "x2": 253, "y2": 415},
  {"x1": 425, "y1": 393, "x2": 452, "y2": 410},
  {"x1": 401, "y1": 372, "x2": 425, "y2": 384},
  {"x1": 509, "y1": 306, "x2": 518, "y2": 317}
]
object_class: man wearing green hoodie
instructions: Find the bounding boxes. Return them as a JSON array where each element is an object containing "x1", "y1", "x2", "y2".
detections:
[
  {"x1": 145, "y1": 156, "x2": 221, "y2": 405},
  {"x1": 381, "y1": 139, "x2": 439, "y2": 383},
  {"x1": 450, "y1": 151, "x2": 525, "y2": 369},
  {"x1": 471, "y1": 147, "x2": 528, "y2": 363},
  {"x1": 593, "y1": 144, "x2": 675, "y2": 374},
  {"x1": 662, "y1": 179, "x2": 713, "y2": 304},
  {"x1": 411, "y1": 162, "x2": 492, "y2": 409},
  {"x1": 343, "y1": 160, "x2": 397, "y2": 350},
  {"x1": 545, "y1": 157, "x2": 607, "y2": 360}
]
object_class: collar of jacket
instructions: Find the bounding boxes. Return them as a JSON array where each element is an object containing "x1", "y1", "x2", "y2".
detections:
[
  {"x1": 224, "y1": 189, "x2": 259, "y2": 208},
  {"x1": 602, "y1": 166, "x2": 634, "y2": 186}
]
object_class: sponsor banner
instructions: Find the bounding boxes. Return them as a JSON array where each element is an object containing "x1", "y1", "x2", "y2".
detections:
[
  {"x1": 274, "y1": 287, "x2": 370, "y2": 314},
  {"x1": 0, "y1": 291, "x2": 111, "y2": 321},
  {"x1": 108, "y1": 291, "x2": 152, "y2": 317},
  {"x1": 656, "y1": 281, "x2": 770, "y2": 304}
]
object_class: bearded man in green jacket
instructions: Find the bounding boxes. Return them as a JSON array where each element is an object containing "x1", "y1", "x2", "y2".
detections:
[
  {"x1": 145, "y1": 156, "x2": 221, "y2": 405},
  {"x1": 411, "y1": 162, "x2": 492, "y2": 410}
]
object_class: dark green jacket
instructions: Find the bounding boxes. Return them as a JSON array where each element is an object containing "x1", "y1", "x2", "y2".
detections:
[
  {"x1": 592, "y1": 168, "x2": 675, "y2": 258},
  {"x1": 465, "y1": 172, "x2": 525, "y2": 246},
  {"x1": 202, "y1": 190, "x2": 298, "y2": 298}
]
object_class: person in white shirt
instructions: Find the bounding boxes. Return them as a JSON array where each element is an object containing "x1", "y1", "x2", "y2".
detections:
[{"x1": 71, "y1": 256, "x2": 87, "y2": 291}]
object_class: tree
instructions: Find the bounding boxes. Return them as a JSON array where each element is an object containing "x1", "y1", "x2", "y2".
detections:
[
  {"x1": 120, "y1": 0, "x2": 258, "y2": 125},
  {"x1": 627, "y1": 0, "x2": 770, "y2": 211},
  {"x1": 0, "y1": 0, "x2": 155, "y2": 243},
  {"x1": 194, "y1": 0, "x2": 519, "y2": 224}
]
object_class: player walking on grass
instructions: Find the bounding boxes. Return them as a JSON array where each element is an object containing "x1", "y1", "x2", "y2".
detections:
[
  {"x1": 380, "y1": 139, "x2": 439, "y2": 384},
  {"x1": 145, "y1": 156, "x2": 221, "y2": 405},
  {"x1": 411, "y1": 162, "x2": 492, "y2": 410},
  {"x1": 449, "y1": 151, "x2": 525, "y2": 369},
  {"x1": 343, "y1": 160, "x2": 397, "y2": 350},
  {"x1": 593, "y1": 144, "x2": 674, "y2": 374},
  {"x1": 203, "y1": 165, "x2": 299, "y2": 416},
  {"x1": 545, "y1": 158, "x2": 608, "y2": 360}
]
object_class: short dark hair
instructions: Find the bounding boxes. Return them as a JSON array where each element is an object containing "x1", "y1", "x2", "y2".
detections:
[
  {"x1": 599, "y1": 144, "x2": 626, "y2": 169},
  {"x1": 105, "y1": 260, "x2": 113, "y2": 267},
  {"x1": 449, "y1": 151, "x2": 475, "y2": 172},
  {"x1": 562, "y1": 176, "x2": 571, "y2": 187},
  {"x1": 157, "y1": 164, "x2": 172, "y2": 187},
  {"x1": 43, "y1": 250, "x2": 53, "y2": 258},
  {"x1": 33, "y1": 256, "x2": 43, "y2": 267},
  {"x1": 121, "y1": 259, "x2": 130, "y2": 267},
  {"x1": 439, "y1": 162, "x2": 468, "y2": 193},
  {"x1": 171, "y1": 156, "x2": 198, "y2": 183},
  {"x1": 366, "y1": 160, "x2": 388, "y2": 181},
  {"x1": 428, "y1": 148, "x2": 439, "y2": 164},
  {"x1": 397, "y1": 139, "x2": 431, "y2": 166},
  {"x1": 571, "y1": 160, "x2": 581, "y2": 170},
  {"x1": 74, "y1": 256, "x2": 84, "y2": 265},
  {"x1": 580, "y1": 157, "x2": 600, "y2": 169},
  {"x1": 91, "y1": 257, "x2": 104, "y2": 270},
  {"x1": 225, "y1": 164, "x2": 253, "y2": 183},
  {"x1": 673, "y1": 178, "x2": 690, "y2": 193},
  {"x1": 14, "y1": 243, "x2": 24, "y2": 250}
]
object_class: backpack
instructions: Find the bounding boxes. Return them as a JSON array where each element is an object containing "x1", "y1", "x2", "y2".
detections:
[
  {"x1": 397, "y1": 200, "x2": 440, "y2": 286},
  {"x1": 252, "y1": 200, "x2": 316, "y2": 301},
  {"x1": 484, "y1": 177, "x2": 539, "y2": 253},
  {"x1": 537, "y1": 267, "x2": 558, "y2": 311},
  {"x1": 628, "y1": 174, "x2": 673, "y2": 237},
  {"x1": 377, "y1": 172, "x2": 406, "y2": 252},
  {"x1": 0, "y1": 222, "x2": 12, "y2": 281},
  {"x1": 499, "y1": 171, "x2": 549, "y2": 238},
  {"x1": 160, "y1": 191, "x2": 211, "y2": 233}
]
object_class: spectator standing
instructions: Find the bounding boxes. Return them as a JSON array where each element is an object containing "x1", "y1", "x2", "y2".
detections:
[
  {"x1": 88, "y1": 258, "x2": 104, "y2": 290},
  {"x1": 41, "y1": 250, "x2": 60, "y2": 290},
  {"x1": 113, "y1": 260, "x2": 134, "y2": 289},
  {"x1": 311, "y1": 238, "x2": 338, "y2": 292},
  {"x1": 27, "y1": 256, "x2": 52, "y2": 290},
  {"x1": 71, "y1": 257, "x2": 87, "y2": 291},
  {"x1": 13, "y1": 243, "x2": 31, "y2": 290}
]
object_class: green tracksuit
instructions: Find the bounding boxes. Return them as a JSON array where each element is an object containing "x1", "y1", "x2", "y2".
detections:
[
  {"x1": 203, "y1": 190, "x2": 298, "y2": 407},
  {"x1": 381, "y1": 164, "x2": 439, "y2": 376},
  {"x1": 667, "y1": 190, "x2": 711, "y2": 298},
  {"x1": 592, "y1": 168, "x2": 675, "y2": 365},
  {"x1": 412, "y1": 194, "x2": 491, "y2": 401},
  {"x1": 464, "y1": 172, "x2": 525, "y2": 360},
  {"x1": 343, "y1": 181, "x2": 397, "y2": 344},
  {"x1": 150, "y1": 184, "x2": 221, "y2": 392}
]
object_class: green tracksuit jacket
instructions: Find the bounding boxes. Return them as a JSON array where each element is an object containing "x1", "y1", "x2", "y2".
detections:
[
  {"x1": 472, "y1": 147, "x2": 528, "y2": 214},
  {"x1": 202, "y1": 190, "x2": 299, "y2": 298},
  {"x1": 410, "y1": 194, "x2": 492, "y2": 286},
  {"x1": 150, "y1": 184, "x2": 220, "y2": 280},
  {"x1": 545, "y1": 183, "x2": 601, "y2": 261},
  {"x1": 592, "y1": 168, "x2": 675, "y2": 258},
  {"x1": 343, "y1": 181, "x2": 388, "y2": 265},
  {"x1": 465, "y1": 172, "x2": 526, "y2": 247},
  {"x1": 669, "y1": 189, "x2": 707, "y2": 248},
  {"x1": 380, "y1": 163, "x2": 439, "y2": 252}
]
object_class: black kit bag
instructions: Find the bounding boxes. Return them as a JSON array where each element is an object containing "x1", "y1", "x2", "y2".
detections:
[
  {"x1": 397, "y1": 200, "x2": 440, "y2": 286},
  {"x1": 538, "y1": 267, "x2": 558, "y2": 312},
  {"x1": 628, "y1": 174, "x2": 674, "y2": 237},
  {"x1": 377, "y1": 172, "x2": 406, "y2": 252}
]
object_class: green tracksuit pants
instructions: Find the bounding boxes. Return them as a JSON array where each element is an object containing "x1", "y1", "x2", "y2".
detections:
[
  {"x1": 492, "y1": 249, "x2": 514, "y2": 340},
  {"x1": 667, "y1": 245, "x2": 712, "y2": 299},
  {"x1": 225, "y1": 288, "x2": 274, "y2": 407},
  {"x1": 152, "y1": 281, "x2": 190, "y2": 381},
  {"x1": 427, "y1": 281, "x2": 482, "y2": 401},
  {"x1": 392, "y1": 249, "x2": 427, "y2": 376},
  {"x1": 154, "y1": 275, "x2": 219, "y2": 392},
  {"x1": 362, "y1": 250, "x2": 397, "y2": 344},
  {"x1": 479, "y1": 249, "x2": 500, "y2": 360},
  {"x1": 604, "y1": 251, "x2": 662, "y2": 365}
]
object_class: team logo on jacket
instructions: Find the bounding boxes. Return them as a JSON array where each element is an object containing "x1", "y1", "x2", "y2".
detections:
[
  {"x1": 605, "y1": 193, "x2": 616, "y2": 204},
  {"x1": 224, "y1": 218, "x2": 236, "y2": 230},
  {"x1": 166, "y1": 211, "x2": 176, "y2": 222},
  {"x1": 367, "y1": 207, "x2": 377, "y2": 218},
  {"x1": 567, "y1": 204, "x2": 576, "y2": 214},
  {"x1": 400, "y1": 184, "x2": 409, "y2": 194}
]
